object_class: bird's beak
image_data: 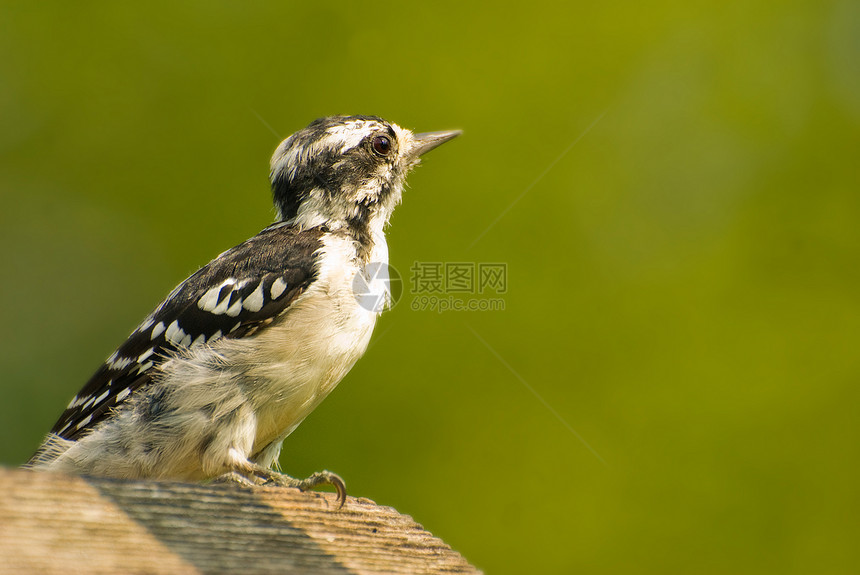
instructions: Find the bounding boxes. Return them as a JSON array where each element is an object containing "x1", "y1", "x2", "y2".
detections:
[{"x1": 410, "y1": 129, "x2": 462, "y2": 158}]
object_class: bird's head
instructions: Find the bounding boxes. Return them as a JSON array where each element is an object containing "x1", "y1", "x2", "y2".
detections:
[{"x1": 269, "y1": 115, "x2": 460, "y2": 234}]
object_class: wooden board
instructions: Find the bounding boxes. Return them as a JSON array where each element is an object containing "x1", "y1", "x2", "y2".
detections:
[{"x1": 0, "y1": 468, "x2": 480, "y2": 574}]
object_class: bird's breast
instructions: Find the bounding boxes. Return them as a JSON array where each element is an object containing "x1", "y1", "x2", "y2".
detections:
[{"x1": 247, "y1": 232, "x2": 387, "y2": 448}]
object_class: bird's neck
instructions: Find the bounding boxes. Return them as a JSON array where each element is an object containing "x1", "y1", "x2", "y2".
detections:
[
  {"x1": 344, "y1": 212, "x2": 388, "y2": 264},
  {"x1": 282, "y1": 210, "x2": 387, "y2": 265}
]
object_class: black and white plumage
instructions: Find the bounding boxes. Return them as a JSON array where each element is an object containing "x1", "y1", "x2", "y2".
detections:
[
  {"x1": 28, "y1": 115, "x2": 460, "y2": 503},
  {"x1": 49, "y1": 224, "x2": 324, "y2": 442}
]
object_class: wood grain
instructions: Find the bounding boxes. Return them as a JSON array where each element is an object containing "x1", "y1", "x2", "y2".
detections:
[{"x1": 0, "y1": 468, "x2": 480, "y2": 575}]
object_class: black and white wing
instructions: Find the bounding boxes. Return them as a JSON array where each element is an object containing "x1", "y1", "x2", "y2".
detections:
[{"x1": 49, "y1": 224, "x2": 325, "y2": 441}]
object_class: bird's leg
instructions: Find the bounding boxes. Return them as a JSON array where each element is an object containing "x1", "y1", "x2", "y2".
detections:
[
  {"x1": 213, "y1": 470, "x2": 264, "y2": 487},
  {"x1": 216, "y1": 461, "x2": 347, "y2": 508},
  {"x1": 259, "y1": 465, "x2": 347, "y2": 509}
]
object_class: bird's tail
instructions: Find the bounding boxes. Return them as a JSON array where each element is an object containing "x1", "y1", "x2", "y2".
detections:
[{"x1": 23, "y1": 433, "x2": 75, "y2": 469}]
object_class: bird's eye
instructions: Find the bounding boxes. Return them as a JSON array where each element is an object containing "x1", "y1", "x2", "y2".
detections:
[{"x1": 371, "y1": 135, "x2": 391, "y2": 156}]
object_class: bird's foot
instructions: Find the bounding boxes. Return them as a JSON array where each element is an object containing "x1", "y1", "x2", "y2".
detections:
[
  {"x1": 212, "y1": 470, "x2": 265, "y2": 487},
  {"x1": 268, "y1": 469, "x2": 347, "y2": 509},
  {"x1": 227, "y1": 463, "x2": 346, "y2": 508}
]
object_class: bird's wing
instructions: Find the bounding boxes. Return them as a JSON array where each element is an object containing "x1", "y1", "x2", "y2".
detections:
[{"x1": 50, "y1": 223, "x2": 326, "y2": 441}]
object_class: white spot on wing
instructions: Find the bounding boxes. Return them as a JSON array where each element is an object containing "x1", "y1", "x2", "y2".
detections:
[
  {"x1": 271, "y1": 277, "x2": 287, "y2": 300},
  {"x1": 108, "y1": 356, "x2": 133, "y2": 371},
  {"x1": 75, "y1": 414, "x2": 92, "y2": 430},
  {"x1": 116, "y1": 388, "x2": 131, "y2": 402},
  {"x1": 191, "y1": 333, "x2": 206, "y2": 346},
  {"x1": 243, "y1": 282, "x2": 264, "y2": 312},
  {"x1": 138, "y1": 348, "x2": 155, "y2": 363},
  {"x1": 198, "y1": 278, "x2": 236, "y2": 313},
  {"x1": 151, "y1": 321, "x2": 166, "y2": 339},
  {"x1": 198, "y1": 286, "x2": 221, "y2": 312},
  {"x1": 212, "y1": 296, "x2": 231, "y2": 315},
  {"x1": 165, "y1": 320, "x2": 187, "y2": 346},
  {"x1": 226, "y1": 298, "x2": 243, "y2": 317},
  {"x1": 93, "y1": 390, "x2": 110, "y2": 407}
]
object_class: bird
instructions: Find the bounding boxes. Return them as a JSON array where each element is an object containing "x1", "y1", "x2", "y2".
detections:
[{"x1": 26, "y1": 115, "x2": 460, "y2": 506}]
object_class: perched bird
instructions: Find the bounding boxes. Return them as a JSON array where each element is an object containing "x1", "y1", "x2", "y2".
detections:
[{"x1": 27, "y1": 115, "x2": 460, "y2": 506}]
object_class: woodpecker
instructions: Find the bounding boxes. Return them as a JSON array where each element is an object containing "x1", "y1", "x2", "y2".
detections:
[{"x1": 27, "y1": 115, "x2": 460, "y2": 506}]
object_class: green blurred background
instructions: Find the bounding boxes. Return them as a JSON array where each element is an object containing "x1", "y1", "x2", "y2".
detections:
[{"x1": 2, "y1": 1, "x2": 859, "y2": 573}]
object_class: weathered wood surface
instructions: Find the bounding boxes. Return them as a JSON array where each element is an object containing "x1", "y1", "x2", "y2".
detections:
[{"x1": 0, "y1": 468, "x2": 480, "y2": 575}]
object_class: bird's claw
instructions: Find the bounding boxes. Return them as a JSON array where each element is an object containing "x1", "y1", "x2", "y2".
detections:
[
  {"x1": 218, "y1": 463, "x2": 347, "y2": 508},
  {"x1": 257, "y1": 468, "x2": 347, "y2": 509},
  {"x1": 293, "y1": 470, "x2": 347, "y2": 509}
]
